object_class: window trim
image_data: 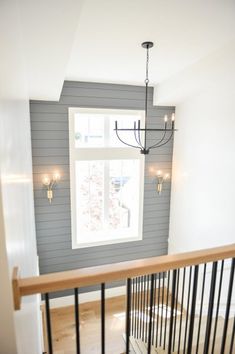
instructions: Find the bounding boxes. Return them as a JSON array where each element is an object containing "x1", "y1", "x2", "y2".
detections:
[{"x1": 69, "y1": 107, "x2": 145, "y2": 249}]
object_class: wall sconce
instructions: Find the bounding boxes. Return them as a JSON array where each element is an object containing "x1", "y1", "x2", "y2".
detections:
[
  {"x1": 42, "y1": 172, "x2": 60, "y2": 203},
  {"x1": 156, "y1": 170, "x2": 170, "y2": 195}
]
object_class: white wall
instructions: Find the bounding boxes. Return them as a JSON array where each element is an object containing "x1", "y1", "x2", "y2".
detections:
[
  {"x1": 168, "y1": 42, "x2": 235, "y2": 253},
  {"x1": 0, "y1": 1, "x2": 42, "y2": 353},
  {"x1": 166, "y1": 41, "x2": 235, "y2": 316}
]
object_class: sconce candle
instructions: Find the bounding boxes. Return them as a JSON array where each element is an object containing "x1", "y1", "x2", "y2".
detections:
[
  {"x1": 42, "y1": 172, "x2": 60, "y2": 203},
  {"x1": 156, "y1": 170, "x2": 170, "y2": 195}
]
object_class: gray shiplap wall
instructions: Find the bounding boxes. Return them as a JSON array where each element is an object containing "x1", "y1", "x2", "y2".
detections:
[{"x1": 30, "y1": 81, "x2": 174, "y2": 280}]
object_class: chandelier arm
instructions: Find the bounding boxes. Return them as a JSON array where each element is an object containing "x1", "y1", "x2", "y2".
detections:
[
  {"x1": 149, "y1": 131, "x2": 174, "y2": 149},
  {"x1": 136, "y1": 120, "x2": 145, "y2": 149},
  {"x1": 134, "y1": 129, "x2": 144, "y2": 149},
  {"x1": 137, "y1": 128, "x2": 144, "y2": 149},
  {"x1": 115, "y1": 130, "x2": 141, "y2": 149},
  {"x1": 147, "y1": 129, "x2": 167, "y2": 149}
]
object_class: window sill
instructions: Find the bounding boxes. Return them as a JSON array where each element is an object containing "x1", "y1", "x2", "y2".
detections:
[{"x1": 72, "y1": 235, "x2": 143, "y2": 249}]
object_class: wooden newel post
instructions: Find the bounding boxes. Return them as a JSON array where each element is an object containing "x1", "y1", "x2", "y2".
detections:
[{"x1": 12, "y1": 267, "x2": 21, "y2": 310}]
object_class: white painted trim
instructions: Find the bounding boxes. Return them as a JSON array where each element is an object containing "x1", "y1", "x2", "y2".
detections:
[
  {"x1": 71, "y1": 235, "x2": 143, "y2": 249},
  {"x1": 68, "y1": 107, "x2": 145, "y2": 250}
]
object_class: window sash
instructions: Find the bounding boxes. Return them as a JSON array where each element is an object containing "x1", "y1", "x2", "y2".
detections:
[{"x1": 69, "y1": 107, "x2": 145, "y2": 149}]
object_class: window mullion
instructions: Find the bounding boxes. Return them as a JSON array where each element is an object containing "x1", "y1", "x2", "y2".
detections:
[
  {"x1": 103, "y1": 160, "x2": 110, "y2": 229},
  {"x1": 104, "y1": 114, "x2": 109, "y2": 146}
]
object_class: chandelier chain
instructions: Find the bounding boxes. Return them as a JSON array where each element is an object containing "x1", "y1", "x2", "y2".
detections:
[{"x1": 145, "y1": 46, "x2": 149, "y2": 84}]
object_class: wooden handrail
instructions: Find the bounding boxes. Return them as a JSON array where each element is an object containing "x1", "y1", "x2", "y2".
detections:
[{"x1": 12, "y1": 243, "x2": 235, "y2": 310}]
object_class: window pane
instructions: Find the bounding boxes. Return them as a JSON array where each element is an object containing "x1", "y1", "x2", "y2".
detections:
[
  {"x1": 75, "y1": 161, "x2": 104, "y2": 233},
  {"x1": 109, "y1": 160, "x2": 139, "y2": 231},
  {"x1": 74, "y1": 113, "x2": 104, "y2": 147},
  {"x1": 73, "y1": 110, "x2": 144, "y2": 148},
  {"x1": 75, "y1": 159, "x2": 140, "y2": 245}
]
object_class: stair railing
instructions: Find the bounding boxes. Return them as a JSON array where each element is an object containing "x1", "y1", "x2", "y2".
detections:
[{"x1": 12, "y1": 243, "x2": 235, "y2": 354}]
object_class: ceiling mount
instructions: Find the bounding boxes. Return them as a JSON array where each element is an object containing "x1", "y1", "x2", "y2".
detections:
[{"x1": 141, "y1": 41, "x2": 154, "y2": 49}]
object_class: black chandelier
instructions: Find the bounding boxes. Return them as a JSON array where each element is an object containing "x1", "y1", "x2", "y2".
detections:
[{"x1": 114, "y1": 41, "x2": 176, "y2": 154}]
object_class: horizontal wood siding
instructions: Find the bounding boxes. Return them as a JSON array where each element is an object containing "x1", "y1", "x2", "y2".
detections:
[{"x1": 30, "y1": 81, "x2": 174, "y2": 290}]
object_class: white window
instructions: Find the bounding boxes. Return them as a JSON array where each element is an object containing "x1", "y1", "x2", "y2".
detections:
[{"x1": 69, "y1": 107, "x2": 145, "y2": 248}]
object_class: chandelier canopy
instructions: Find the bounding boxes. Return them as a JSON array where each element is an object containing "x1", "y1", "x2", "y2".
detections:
[{"x1": 114, "y1": 41, "x2": 176, "y2": 154}]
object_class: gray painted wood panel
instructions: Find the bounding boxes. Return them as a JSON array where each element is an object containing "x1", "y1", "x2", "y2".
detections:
[{"x1": 30, "y1": 81, "x2": 174, "y2": 292}]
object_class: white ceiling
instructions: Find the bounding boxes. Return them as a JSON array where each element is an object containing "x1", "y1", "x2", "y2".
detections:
[
  {"x1": 66, "y1": 0, "x2": 235, "y2": 86},
  {"x1": 19, "y1": 0, "x2": 84, "y2": 101},
  {"x1": 18, "y1": 0, "x2": 235, "y2": 101}
]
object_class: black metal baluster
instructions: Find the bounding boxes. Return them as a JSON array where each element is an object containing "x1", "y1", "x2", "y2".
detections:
[
  {"x1": 183, "y1": 267, "x2": 192, "y2": 354},
  {"x1": 178, "y1": 267, "x2": 186, "y2": 354},
  {"x1": 229, "y1": 315, "x2": 235, "y2": 354},
  {"x1": 220, "y1": 258, "x2": 235, "y2": 354},
  {"x1": 135, "y1": 277, "x2": 141, "y2": 338},
  {"x1": 160, "y1": 272, "x2": 165, "y2": 348},
  {"x1": 142, "y1": 275, "x2": 146, "y2": 341},
  {"x1": 144, "y1": 275, "x2": 149, "y2": 343},
  {"x1": 196, "y1": 263, "x2": 207, "y2": 354},
  {"x1": 74, "y1": 288, "x2": 80, "y2": 354},
  {"x1": 131, "y1": 278, "x2": 134, "y2": 336},
  {"x1": 140, "y1": 276, "x2": 144, "y2": 339},
  {"x1": 45, "y1": 293, "x2": 53, "y2": 354},
  {"x1": 126, "y1": 278, "x2": 131, "y2": 354},
  {"x1": 137, "y1": 276, "x2": 140, "y2": 338},
  {"x1": 155, "y1": 273, "x2": 161, "y2": 348},
  {"x1": 101, "y1": 283, "x2": 105, "y2": 354},
  {"x1": 147, "y1": 274, "x2": 155, "y2": 354},
  {"x1": 211, "y1": 260, "x2": 224, "y2": 353},
  {"x1": 172, "y1": 269, "x2": 180, "y2": 352},
  {"x1": 203, "y1": 262, "x2": 218, "y2": 354},
  {"x1": 168, "y1": 269, "x2": 177, "y2": 354},
  {"x1": 187, "y1": 265, "x2": 199, "y2": 354},
  {"x1": 145, "y1": 275, "x2": 150, "y2": 343},
  {"x1": 135, "y1": 277, "x2": 138, "y2": 337},
  {"x1": 151, "y1": 274, "x2": 157, "y2": 345},
  {"x1": 133, "y1": 278, "x2": 137, "y2": 337},
  {"x1": 163, "y1": 271, "x2": 171, "y2": 350}
]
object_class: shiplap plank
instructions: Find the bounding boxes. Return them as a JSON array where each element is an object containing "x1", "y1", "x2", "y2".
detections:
[
  {"x1": 31, "y1": 122, "x2": 69, "y2": 131},
  {"x1": 34, "y1": 196, "x2": 70, "y2": 207},
  {"x1": 31, "y1": 130, "x2": 69, "y2": 140},
  {"x1": 63, "y1": 81, "x2": 147, "y2": 93},
  {"x1": 30, "y1": 113, "x2": 68, "y2": 122},
  {"x1": 61, "y1": 87, "x2": 149, "y2": 100},
  {"x1": 32, "y1": 139, "x2": 69, "y2": 148},
  {"x1": 32, "y1": 148, "x2": 69, "y2": 157},
  {"x1": 36, "y1": 227, "x2": 71, "y2": 237}
]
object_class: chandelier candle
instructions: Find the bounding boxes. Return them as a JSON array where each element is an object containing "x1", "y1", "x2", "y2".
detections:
[{"x1": 114, "y1": 41, "x2": 177, "y2": 154}]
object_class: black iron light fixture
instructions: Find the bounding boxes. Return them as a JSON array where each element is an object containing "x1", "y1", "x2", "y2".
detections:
[{"x1": 114, "y1": 41, "x2": 176, "y2": 154}]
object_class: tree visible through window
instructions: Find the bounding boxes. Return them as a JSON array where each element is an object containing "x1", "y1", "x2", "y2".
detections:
[{"x1": 69, "y1": 108, "x2": 144, "y2": 248}]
